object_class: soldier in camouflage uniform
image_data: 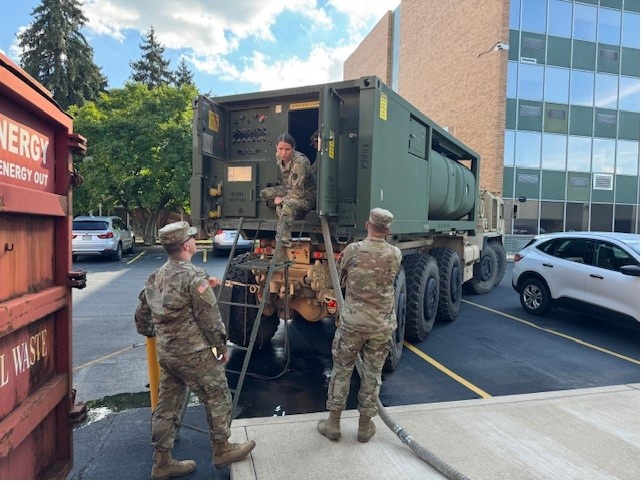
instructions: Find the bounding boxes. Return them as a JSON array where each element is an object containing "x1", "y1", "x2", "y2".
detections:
[
  {"x1": 260, "y1": 133, "x2": 316, "y2": 260},
  {"x1": 317, "y1": 208, "x2": 402, "y2": 443},
  {"x1": 135, "y1": 221, "x2": 255, "y2": 479}
]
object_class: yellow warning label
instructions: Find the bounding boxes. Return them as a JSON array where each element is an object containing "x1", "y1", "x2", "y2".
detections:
[
  {"x1": 208, "y1": 111, "x2": 220, "y2": 132},
  {"x1": 290, "y1": 101, "x2": 320, "y2": 110},
  {"x1": 379, "y1": 93, "x2": 388, "y2": 121},
  {"x1": 329, "y1": 139, "x2": 335, "y2": 159}
]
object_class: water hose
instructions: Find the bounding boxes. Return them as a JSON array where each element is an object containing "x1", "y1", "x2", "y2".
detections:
[{"x1": 320, "y1": 215, "x2": 468, "y2": 480}]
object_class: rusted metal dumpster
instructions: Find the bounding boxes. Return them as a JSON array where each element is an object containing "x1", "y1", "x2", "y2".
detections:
[{"x1": 0, "y1": 52, "x2": 86, "y2": 479}]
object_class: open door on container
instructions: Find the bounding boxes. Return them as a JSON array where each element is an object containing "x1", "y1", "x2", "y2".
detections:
[{"x1": 317, "y1": 86, "x2": 342, "y2": 216}]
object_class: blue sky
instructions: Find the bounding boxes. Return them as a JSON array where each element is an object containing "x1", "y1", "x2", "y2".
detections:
[{"x1": 1, "y1": 0, "x2": 400, "y2": 96}]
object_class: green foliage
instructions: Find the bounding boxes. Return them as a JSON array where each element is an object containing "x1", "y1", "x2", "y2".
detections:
[
  {"x1": 70, "y1": 83, "x2": 198, "y2": 242},
  {"x1": 18, "y1": 0, "x2": 107, "y2": 110},
  {"x1": 130, "y1": 26, "x2": 174, "y2": 88},
  {"x1": 174, "y1": 58, "x2": 195, "y2": 87}
]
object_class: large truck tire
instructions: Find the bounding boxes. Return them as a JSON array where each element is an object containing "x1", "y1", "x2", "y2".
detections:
[
  {"x1": 433, "y1": 248, "x2": 462, "y2": 322},
  {"x1": 383, "y1": 268, "x2": 407, "y2": 373},
  {"x1": 403, "y1": 254, "x2": 439, "y2": 342},
  {"x1": 463, "y1": 244, "x2": 498, "y2": 295},
  {"x1": 227, "y1": 254, "x2": 280, "y2": 348},
  {"x1": 491, "y1": 242, "x2": 507, "y2": 287}
]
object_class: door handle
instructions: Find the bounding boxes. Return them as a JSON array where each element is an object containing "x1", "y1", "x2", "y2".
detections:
[
  {"x1": 590, "y1": 274, "x2": 604, "y2": 279},
  {"x1": 542, "y1": 263, "x2": 553, "y2": 268}
]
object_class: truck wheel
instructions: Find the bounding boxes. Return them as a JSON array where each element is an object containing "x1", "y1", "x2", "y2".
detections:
[
  {"x1": 433, "y1": 248, "x2": 462, "y2": 322},
  {"x1": 404, "y1": 254, "x2": 439, "y2": 342},
  {"x1": 490, "y1": 242, "x2": 506, "y2": 287},
  {"x1": 383, "y1": 268, "x2": 407, "y2": 373},
  {"x1": 463, "y1": 245, "x2": 498, "y2": 295},
  {"x1": 227, "y1": 254, "x2": 280, "y2": 348}
]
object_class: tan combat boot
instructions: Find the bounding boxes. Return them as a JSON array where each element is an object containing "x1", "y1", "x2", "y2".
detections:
[
  {"x1": 213, "y1": 440, "x2": 256, "y2": 469},
  {"x1": 316, "y1": 410, "x2": 341, "y2": 440},
  {"x1": 357, "y1": 414, "x2": 376, "y2": 443},
  {"x1": 151, "y1": 451, "x2": 196, "y2": 479}
]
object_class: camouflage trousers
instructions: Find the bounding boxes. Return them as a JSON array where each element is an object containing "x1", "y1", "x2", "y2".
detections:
[
  {"x1": 152, "y1": 348, "x2": 232, "y2": 451},
  {"x1": 326, "y1": 325, "x2": 392, "y2": 418},
  {"x1": 260, "y1": 186, "x2": 314, "y2": 246}
]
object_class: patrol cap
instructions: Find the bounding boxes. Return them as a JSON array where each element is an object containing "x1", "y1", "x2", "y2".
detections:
[
  {"x1": 368, "y1": 207, "x2": 394, "y2": 230},
  {"x1": 158, "y1": 221, "x2": 197, "y2": 245}
]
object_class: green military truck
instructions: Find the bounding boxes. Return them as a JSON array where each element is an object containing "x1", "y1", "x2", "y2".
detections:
[{"x1": 191, "y1": 76, "x2": 505, "y2": 369}]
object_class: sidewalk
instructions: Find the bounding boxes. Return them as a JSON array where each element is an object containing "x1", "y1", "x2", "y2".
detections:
[{"x1": 69, "y1": 384, "x2": 639, "y2": 480}]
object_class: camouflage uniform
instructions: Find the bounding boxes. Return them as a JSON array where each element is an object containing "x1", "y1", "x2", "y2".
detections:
[
  {"x1": 326, "y1": 209, "x2": 402, "y2": 418},
  {"x1": 260, "y1": 150, "x2": 316, "y2": 245}
]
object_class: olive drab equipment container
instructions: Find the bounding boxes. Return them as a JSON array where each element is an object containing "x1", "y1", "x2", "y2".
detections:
[
  {"x1": 0, "y1": 53, "x2": 86, "y2": 478},
  {"x1": 191, "y1": 75, "x2": 505, "y2": 371}
]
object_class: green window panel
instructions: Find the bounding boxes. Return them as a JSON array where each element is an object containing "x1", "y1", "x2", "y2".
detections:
[
  {"x1": 616, "y1": 175, "x2": 640, "y2": 202},
  {"x1": 544, "y1": 103, "x2": 569, "y2": 134},
  {"x1": 520, "y1": 33, "x2": 546, "y2": 64},
  {"x1": 592, "y1": 173, "x2": 615, "y2": 202},
  {"x1": 572, "y1": 40, "x2": 597, "y2": 70},
  {"x1": 567, "y1": 172, "x2": 591, "y2": 201},
  {"x1": 541, "y1": 170, "x2": 567, "y2": 200},
  {"x1": 619, "y1": 111, "x2": 640, "y2": 140},
  {"x1": 621, "y1": 47, "x2": 640, "y2": 77},
  {"x1": 597, "y1": 44, "x2": 621, "y2": 74},
  {"x1": 624, "y1": 0, "x2": 640, "y2": 13},
  {"x1": 577, "y1": 0, "x2": 598, "y2": 4},
  {"x1": 515, "y1": 168, "x2": 541, "y2": 200},
  {"x1": 509, "y1": 29, "x2": 519, "y2": 61},
  {"x1": 570, "y1": 105, "x2": 594, "y2": 136},
  {"x1": 506, "y1": 98, "x2": 517, "y2": 129},
  {"x1": 601, "y1": 0, "x2": 623, "y2": 9},
  {"x1": 503, "y1": 166, "x2": 515, "y2": 198},
  {"x1": 518, "y1": 100, "x2": 543, "y2": 131},
  {"x1": 594, "y1": 108, "x2": 618, "y2": 138},
  {"x1": 547, "y1": 36, "x2": 572, "y2": 68}
]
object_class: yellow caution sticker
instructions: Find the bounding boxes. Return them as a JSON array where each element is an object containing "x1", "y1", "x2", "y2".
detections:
[
  {"x1": 208, "y1": 111, "x2": 220, "y2": 132},
  {"x1": 379, "y1": 93, "x2": 388, "y2": 121},
  {"x1": 290, "y1": 101, "x2": 320, "y2": 110}
]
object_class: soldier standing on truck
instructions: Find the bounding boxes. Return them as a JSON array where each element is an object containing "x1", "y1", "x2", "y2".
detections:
[
  {"x1": 134, "y1": 221, "x2": 255, "y2": 479},
  {"x1": 260, "y1": 133, "x2": 316, "y2": 261},
  {"x1": 317, "y1": 208, "x2": 402, "y2": 443}
]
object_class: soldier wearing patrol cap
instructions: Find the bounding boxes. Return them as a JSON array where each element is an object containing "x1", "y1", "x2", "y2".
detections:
[
  {"x1": 317, "y1": 208, "x2": 402, "y2": 443},
  {"x1": 135, "y1": 221, "x2": 255, "y2": 479}
]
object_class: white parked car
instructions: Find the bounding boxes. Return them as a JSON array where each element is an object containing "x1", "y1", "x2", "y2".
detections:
[
  {"x1": 512, "y1": 232, "x2": 640, "y2": 322},
  {"x1": 72, "y1": 215, "x2": 135, "y2": 261},
  {"x1": 212, "y1": 229, "x2": 254, "y2": 256}
]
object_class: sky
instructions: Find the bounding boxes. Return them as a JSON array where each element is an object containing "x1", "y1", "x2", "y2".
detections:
[{"x1": 0, "y1": 0, "x2": 400, "y2": 96}]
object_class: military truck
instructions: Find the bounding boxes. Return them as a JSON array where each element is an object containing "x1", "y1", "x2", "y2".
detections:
[{"x1": 191, "y1": 76, "x2": 504, "y2": 370}]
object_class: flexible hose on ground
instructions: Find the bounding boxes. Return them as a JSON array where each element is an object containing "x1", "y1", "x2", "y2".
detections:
[{"x1": 320, "y1": 216, "x2": 469, "y2": 480}]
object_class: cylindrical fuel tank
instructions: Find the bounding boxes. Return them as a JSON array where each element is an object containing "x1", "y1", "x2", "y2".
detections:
[{"x1": 428, "y1": 151, "x2": 476, "y2": 220}]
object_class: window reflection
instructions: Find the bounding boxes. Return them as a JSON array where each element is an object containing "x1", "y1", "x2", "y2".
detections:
[
  {"x1": 567, "y1": 136, "x2": 592, "y2": 172},
  {"x1": 595, "y1": 73, "x2": 618, "y2": 109},
  {"x1": 521, "y1": 0, "x2": 546, "y2": 33},
  {"x1": 591, "y1": 204, "x2": 613, "y2": 231},
  {"x1": 621, "y1": 12, "x2": 640, "y2": 49},
  {"x1": 570, "y1": 70, "x2": 594, "y2": 106},
  {"x1": 566, "y1": 202, "x2": 589, "y2": 231},
  {"x1": 544, "y1": 66, "x2": 569, "y2": 103},
  {"x1": 513, "y1": 200, "x2": 540, "y2": 234},
  {"x1": 573, "y1": 4, "x2": 597, "y2": 42},
  {"x1": 548, "y1": 0, "x2": 572, "y2": 38},
  {"x1": 504, "y1": 130, "x2": 516, "y2": 166},
  {"x1": 509, "y1": 0, "x2": 521, "y2": 30},
  {"x1": 598, "y1": 8, "x2": 621, "y2": 45},
  {"x1": 515, "y1": 132, "x2": 541, "y2": 167},
  {"x1": 507, "y1": 62, "x2": 517, "y2": 98},
  {"x1": 618, "y1": 76, "x2": 640, "y2": 112},
  {"x1": 614, "y1": 205, "x2": 639, "y2": 234},
  {"x1": 518, "y1": 63, "x2": 544, "y2": 101},
  {"x1": 542, "y1": 134, "x2": 567, "y2": 170},
  {"x1": 616, "y1": 140, "x2": 639, "y2": 175},
  {"x1": 540, "y1": 201, "x2": 564, "y2": 233},
  {"x1": 592, "y1": 138, "x2": 616, "y2": 173}
]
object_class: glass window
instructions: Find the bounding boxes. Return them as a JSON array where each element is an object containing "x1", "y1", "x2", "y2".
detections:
[
  {"x1": 518, "y1": 63, "x2": 544, "y2": 101},
  {"x1": 570, "y1": 70, "x2": 594, "y2": 106},
  {"x1": 515, "y1": 131, "x2": 542, "y2": 167},
  {"x1": 509, "y1": 0, "x2": 521, "y2": 29},
  {"x1": 567, "y1": 136, "x2": 592, "y2": 171},
  {"x1": 544, "y1": 66, "x2": 570, "y2": 103},
  {"x1": 522, "y1": 0, "x2": 546, "y2": 33},
  {"x1": 504, "y1": 130, "x2": 516, "y2": 166},
  {"x1": 590, "y1": 203, "x2": 614, "y2": 231},
  {"x1": 592, "y1": 138, "x2": 616, "y2": 173},
  {"x1": 507, "y1": 62, "x2": 518, "y2": 98},
  {"x1": 513, "y1": 200, "x2": 540, "y2": 235},
  {"x1": 574, "y1": 4, "x2": 597, "y2": 42},
  {"x1": 542, "y1": 133, "x2": 567, "y2": 169},
  {"x1": 566, "y1": 202, "x2": 589, "y2": 231},
  {"x1": 616, "y1": 140, "x2": 639, "y2": 175},
  {"x1": 621, "y1": 12, "x2": 640, "y2": 49},
  {"x1": 540, "y1": 201, "x2": 564, "y2": 233},
  {"x1": 598, "y1": 8, "x2": 621, "y2": 45},
  {"x1": 595, "y1": 73, "x2": 618, "y2": 109},
  {"x1": 614, "y1": 204, "x2": 638, "y2": 233},
  {"x1": 548, "y1": 0, "x2": 573, "y2": 38},
  {"x1": 619, "y1": 76, "x2": 640, "y2": 112}
]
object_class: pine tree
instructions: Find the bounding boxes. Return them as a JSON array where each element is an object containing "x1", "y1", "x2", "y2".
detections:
[
  {"x1": 18, "y1": 0, "x2": 107, "y2": 110},
  {"x1": 130, "y1": 26, "x2": 174, "y2": 88},
  {"x1": 174, "y1": 58, "x2": 194, "y2": 87}
]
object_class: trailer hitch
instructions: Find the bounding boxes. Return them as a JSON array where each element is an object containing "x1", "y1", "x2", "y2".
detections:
[{"x1": 67, "y1": 269, "x2": 87, "y2": 289}]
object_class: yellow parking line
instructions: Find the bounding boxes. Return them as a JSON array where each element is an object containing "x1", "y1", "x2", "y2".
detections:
[
  {"x1": 126, "y1": 250, "x2": 145, "y2": 265},
  {"x1": 462, "y1": 299, "x2": 640, "y2": 365},
  {"x1": 403, "y1": 341, "x2": 492, "y2": 399}
]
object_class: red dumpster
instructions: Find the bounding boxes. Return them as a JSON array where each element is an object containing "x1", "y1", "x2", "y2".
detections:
[{"x1": 0, "y1": 52, "x2": 86, "y2": 479}]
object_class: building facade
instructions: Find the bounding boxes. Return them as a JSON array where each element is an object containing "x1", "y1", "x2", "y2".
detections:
[{"x1": 344, "y1": 0, "x2": 640, "y2": 251}]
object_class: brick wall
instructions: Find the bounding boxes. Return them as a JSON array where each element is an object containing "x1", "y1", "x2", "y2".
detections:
[{"x1": 344, "y1": 11, "x2": 393, "y2": 83}]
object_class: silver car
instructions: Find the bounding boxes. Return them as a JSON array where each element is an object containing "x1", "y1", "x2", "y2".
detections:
[
  {"x1": 72, "y1": 215, "x2": 135, "y2": 261},
  {"x1": 212, "y1": 229, "x2": 254, "y2": 256}
]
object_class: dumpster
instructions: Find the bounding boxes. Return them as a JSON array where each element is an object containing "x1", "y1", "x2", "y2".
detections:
[{"x1": 0, "y1": 52, "x2": 86, "y2": 479}]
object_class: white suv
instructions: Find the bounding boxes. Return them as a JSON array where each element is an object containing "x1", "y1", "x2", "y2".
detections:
[
  {"x1": 72, "y1": 216, "x2": 135, "y2": 261},
  {"x1": 512, "y1": 232, "x2": 640, "y2": 322}
]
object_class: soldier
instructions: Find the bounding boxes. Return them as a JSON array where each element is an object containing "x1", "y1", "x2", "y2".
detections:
[
  {"x1": 260, "y1": 133, "x2": 316, "y2": 261},
  {"x1": 135, "y1": 221, "x2": 255, "y2": 479},
  {"x1": 317, "y1": 208, "x2": 402, "y2": 442}
]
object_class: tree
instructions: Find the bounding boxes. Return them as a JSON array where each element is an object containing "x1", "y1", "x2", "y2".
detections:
[
  {"x1": 130, "y1": 26, "x2": 174, "y2": 88},
  {"x1": 174, "y1": 58, "x2": 194, "y2": 87},
  {"x1": 18, "y1": 0, "x2": 107, "y2": 110},
  {"x1": 70, "y1": 83, "x2": 198, "y2": 244}
]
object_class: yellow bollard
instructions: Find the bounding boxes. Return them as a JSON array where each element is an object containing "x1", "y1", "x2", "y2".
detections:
[{"x1": 145, "y1": 336, "x2": 160, "y2": 410}]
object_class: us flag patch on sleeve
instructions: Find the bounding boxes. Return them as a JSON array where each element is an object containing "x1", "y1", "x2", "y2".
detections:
[{"x1": 197, "y1": 280, "x2": 209, "y2": 293}]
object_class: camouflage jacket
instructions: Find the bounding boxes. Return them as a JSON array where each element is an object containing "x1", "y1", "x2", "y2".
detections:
[
  {"x1": 277, "y1": 150, "x2": 316, "y2": 202},
  {"x1": 134, "y1": 260, "x2": 227, "y2": 356},
  {"x1": 339, "y1": 237, "x2": 402, "y2": 333}
]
